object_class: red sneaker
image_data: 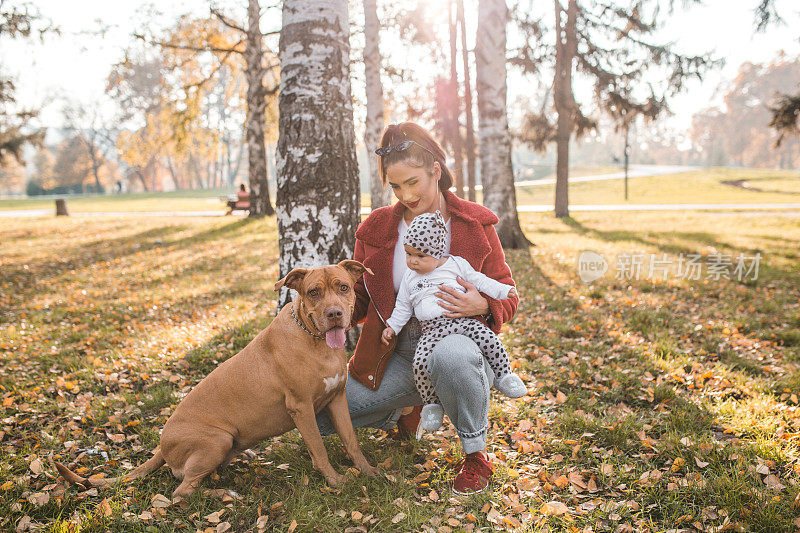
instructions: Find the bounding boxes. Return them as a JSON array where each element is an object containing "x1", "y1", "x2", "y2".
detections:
[
  {"x1": 452, "y1": 452, "x2": 493, "y2": 495},
  {"x1": 390, "y1": 405, "x2": 421, "y2": 441}
]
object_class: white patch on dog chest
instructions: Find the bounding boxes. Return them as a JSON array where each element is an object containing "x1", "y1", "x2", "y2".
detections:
[{"x1": 323, "y1": 373, "x2": 346, "y2": 393}]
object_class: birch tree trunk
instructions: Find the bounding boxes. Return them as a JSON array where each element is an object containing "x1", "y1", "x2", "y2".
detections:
[
  {"x1": 276, "y1": 0, "x2": 361, "y2": 309},
  {"x1": 364, "y1": 0, "x2": 390, "y2": 210},
  {"x1": 458, "y1": 0, "x2": 476, "y2": 202},
  {"x1": 246, "y1": 0, "x2": 275, "y2": 217},
  {"x1": 449, "y1": 0, "x2": 464, "y2": 197},
  {"x1": 553, "y1": 0, "x2": 577, "y2": 218},
  {"x1": 475, "y1": 0, "x2": 530, "y2": 248}
]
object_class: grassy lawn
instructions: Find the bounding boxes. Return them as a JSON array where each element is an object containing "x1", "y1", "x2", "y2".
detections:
[
  {"x1": 1, "y1": 210, "x2": 800, "y2": 532},
  {"x1": 0, "y1": 188, "x2": 237, "y2": 213},
  {"x1": 2, "y1": 168, "x2": 798, "y2": 215},
  {"x1": 514, "y1": 167, "x2": 800, "y2": 205}
]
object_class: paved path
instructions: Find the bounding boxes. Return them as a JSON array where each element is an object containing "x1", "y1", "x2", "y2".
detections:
[
  {"x1": 474, "y1": 164, "x2": 699, "y2": 190},
  {"x1": 4, "y1": 203, "x2": 800, "y2": 219},
  {"x1": 0, "y1": 209, "x2": 235, "y2": 218},
  {"x1": 514, "y1": 202, "x2": 800, "y2": 213}
]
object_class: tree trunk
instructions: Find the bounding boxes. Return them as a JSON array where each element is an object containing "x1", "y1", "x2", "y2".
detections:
[
  {"x1": 246, "y1": 0, "x2": 275, "y2": 217},
  {"x1": 458, "y1": 0, "x2": 476, "y2": 202},
  {"x1": 364, "y1": 0, "x2": 391, "y2": 210},
  {"x1": 449, "y1": 0, "x2": 464, "y2": 197},
  {"x1": 276, "y1": 0, "x2": 361, "y2": 309},
  {"x1": 553, "y1": 0, "x2": 577, "y2": 218},
  {"x1": 134, "y1": 168, "x2": 149, "y2": 192},
  {"x1": 84, "y1": 138, "x2": 103, "y2": 192},
  {"x1": 166, "y1": 157, "x2": 181, "y2": 190},
  {"x1": 475, "y1": 0, "x2": 530, "y2": 248}
]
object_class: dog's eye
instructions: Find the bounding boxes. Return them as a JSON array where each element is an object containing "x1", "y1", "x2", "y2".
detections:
[
  {"x1": 308, "y1": 289, "x2": 319, "y2": 297},
  {"x1": 340, "y1": 285, "x2": 349, "y2": 292}
]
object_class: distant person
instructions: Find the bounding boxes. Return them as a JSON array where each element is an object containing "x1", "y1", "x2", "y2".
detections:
[{"x1": 227, "y1": 183, "x2": 251, "y2": 214}]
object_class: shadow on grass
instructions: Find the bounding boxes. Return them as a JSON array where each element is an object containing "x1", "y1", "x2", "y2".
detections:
[
  {"x1": 0, "y1": 219, "x2": 263, "y2": 297},
  {"x1": 560, "y1": 215, "x2": 800, "y2": 285}
]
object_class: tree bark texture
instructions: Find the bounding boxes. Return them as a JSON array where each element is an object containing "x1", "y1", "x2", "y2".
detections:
[
  {"x1": 553, "y1": 0, "x2": 578, "y2": 218},
  {"x1": 246, "y1": 0, "x2": 275, "y2": 217},
  {"x1": 276, "y1": 0, "x2": 361, "y2": 309},
  {"x1": 364, "y1": 0, "x2": 391, "y2": 210},
  {"x1": 475, "y1": 0, "x2": 530, "y2": 248},
  {"x1": 449, "y1": 0, "x2": 464, "y2": 197},
  {"x1": 458, "y1": 0, "x2": 476, "y2": 202}
]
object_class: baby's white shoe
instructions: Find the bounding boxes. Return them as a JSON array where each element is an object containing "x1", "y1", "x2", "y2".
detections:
[
  {"x1": 496, "y1": 374, "x2": 527, "y2": 398},
  {"x1": 420, "y1": 404, "x2": 444, "y2": 432}
]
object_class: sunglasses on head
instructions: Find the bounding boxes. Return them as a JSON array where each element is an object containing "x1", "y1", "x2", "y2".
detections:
[{"x1": 375, "y1": 140, "x2": 437, "y2": 158}]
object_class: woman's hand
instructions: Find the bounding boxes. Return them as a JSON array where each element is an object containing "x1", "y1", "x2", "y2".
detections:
[
  {"x1": 436, "y1": 276, "x2": 490, "y2": 318},
  {"x1": 381, "y1": 327, "x2": 396, "y2": 345}
]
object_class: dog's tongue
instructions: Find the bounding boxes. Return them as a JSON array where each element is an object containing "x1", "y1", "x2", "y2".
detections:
[{"x1": 326, "y1": 327, "x2": 346, "y2": 350}]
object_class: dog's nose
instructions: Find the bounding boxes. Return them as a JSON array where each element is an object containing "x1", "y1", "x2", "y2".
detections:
[{"x1": 326, "y1": 307, "x2": 343, "y2": 320}]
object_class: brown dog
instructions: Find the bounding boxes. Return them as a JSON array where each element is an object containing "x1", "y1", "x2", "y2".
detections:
[{"x1": 55, "y1": 260, "x2": 377, "y2": 498}]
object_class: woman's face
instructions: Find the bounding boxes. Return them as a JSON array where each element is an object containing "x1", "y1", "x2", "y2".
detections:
[{"x1": 386, "y1": 161, "x2": 442, "y2": 218}]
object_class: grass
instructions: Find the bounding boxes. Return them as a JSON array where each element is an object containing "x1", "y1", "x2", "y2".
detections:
[
  {"x1": 1, "y1": 208, "x2": 800, "y2": 531},
  {"x1": 514, "y1": 167, "x2": 800, "y2": 205},
  {"x1": 4, "y1": 167, "x2": 800, "y2": 215}
]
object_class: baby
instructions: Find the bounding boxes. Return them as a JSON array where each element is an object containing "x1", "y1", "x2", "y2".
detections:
[{"x1": 382, "y1": 211, "x2": 527, "y2": 432}]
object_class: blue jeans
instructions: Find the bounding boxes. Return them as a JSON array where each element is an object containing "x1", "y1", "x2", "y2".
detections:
[{"x1": 316, "y1": 321, "x2": 495, "y2": 454}]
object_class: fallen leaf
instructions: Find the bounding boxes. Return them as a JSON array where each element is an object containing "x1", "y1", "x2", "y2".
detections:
[
  {"x1": 15, "y1": 515, "x2": 31, "y2": 533},
  {"x1": 391, "y1": 512, "x2": 406, "y2": 524},
  {"x1": 553, "y1": 474, "x2": 569, "y2": 489},
  {"x1": 764, "y1": 474, "x2": 786, "y2": 491},
  {"x1": 27, "y1": 492, "x2": 49, "y2": 507},
  {"x1": 29, "y1": 458, "x2": 43, "y2": 475},
  {"x1": 97, "y1": 498, "x2": 113, "y2": 517},
  {"x1": 694, "y1": 457, "x2": 709, "y2": 468},
  {"x1": 255, "y1": 515, "x2": 269, "y2": 531},
  {"x1": 541, "y1": 501, "x2": 570, "y2": 516},
  {"x1": 351, "y1": 511, "x2": 363, "y2": 520},
  {"x1": 568, "y1": 471, "x2": 587, "y2": 490},
  {"x1": 151, "y1": 494, "x2": 172, "y2": 508},
  {"x1": 412, "y1": 471, "x2": 430, "y2": 483},
  {"x1": 288, "y1": 520, "x2": 297, "y2": 532},
  {"x1": 486, "y1": 508, "x2": 502, "y2": 523},
  {"x1": 216, "y1": 522, "x2": 231, "y2": 533}
]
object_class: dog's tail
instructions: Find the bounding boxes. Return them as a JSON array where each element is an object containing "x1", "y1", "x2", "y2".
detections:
[{"x1": 55, "y1": 448, "x2": 165, "y2": 489}]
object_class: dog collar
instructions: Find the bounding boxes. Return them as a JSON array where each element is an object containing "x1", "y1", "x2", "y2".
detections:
[{"x1": 291, "y1": 304, "x2": 323, "y2": 339}]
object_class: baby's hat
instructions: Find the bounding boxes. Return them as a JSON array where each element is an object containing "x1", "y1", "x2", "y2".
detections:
[{"x1": 404, "y1": 210, "x2": 447, "y2": 259}]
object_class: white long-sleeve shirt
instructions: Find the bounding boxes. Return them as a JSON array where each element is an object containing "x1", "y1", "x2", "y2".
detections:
[{"x1": 386, "y1": 255, "x2": 514, "y2": 333}]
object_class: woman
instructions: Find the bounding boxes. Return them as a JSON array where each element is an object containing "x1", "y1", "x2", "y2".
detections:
[{"x1": 317, "y1": 122, "x2": 519, "y2": 495}]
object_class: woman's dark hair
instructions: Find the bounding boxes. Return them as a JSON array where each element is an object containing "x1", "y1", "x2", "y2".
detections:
[
  {"x1": 377, "y1": 122, "x2": 453, "y2": 192},
  {"x1": 239, "y1": 183, "x2": 246, "y2": 192}
]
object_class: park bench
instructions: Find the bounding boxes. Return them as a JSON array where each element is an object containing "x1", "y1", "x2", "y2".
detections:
[{"x1": 221, "y1": 194, "x2": 250, "y2": 215}]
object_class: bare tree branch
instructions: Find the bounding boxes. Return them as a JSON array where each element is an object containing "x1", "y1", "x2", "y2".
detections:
[{"x1": 210, "y1": 7, "x2": 246, "y2": 33}]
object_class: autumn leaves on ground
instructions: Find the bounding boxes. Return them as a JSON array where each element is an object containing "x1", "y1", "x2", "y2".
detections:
[{"x1": 2, "y1": 211, "x2": 800, "y2": 532}]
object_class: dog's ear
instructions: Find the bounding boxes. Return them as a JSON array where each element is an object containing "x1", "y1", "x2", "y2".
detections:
[
  {"x1": 274, "y1": 268, "x2": 309, "y2": 292},
  {"x1": 338, "y1": 260, "x2": 373, "y2": 281}
]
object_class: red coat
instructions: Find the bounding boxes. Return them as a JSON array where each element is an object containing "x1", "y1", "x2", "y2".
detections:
[{"x1": 348, "y1": 190, "x2": 519, "y2": 390}]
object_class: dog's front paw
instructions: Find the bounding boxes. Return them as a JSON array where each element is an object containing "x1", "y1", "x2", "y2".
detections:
[
  {"x1": 358, "y1": 462, "x2": 379, "y2": 477},
  {"x1": 325, "y1": 471, "x2": 346, "y2": 486}
]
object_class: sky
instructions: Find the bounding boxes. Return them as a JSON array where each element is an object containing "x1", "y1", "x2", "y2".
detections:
[{"x1": 1, "y1": 0, "x2": 798, "y2": 135}]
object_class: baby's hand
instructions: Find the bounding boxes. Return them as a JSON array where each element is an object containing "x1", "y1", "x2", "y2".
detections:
[
  {"x1": 381, "y1": 327, "x2": 396, "y2": 345},
  {"x1": 507, "y1": 287, "x2": 518, "y2": 299}
]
